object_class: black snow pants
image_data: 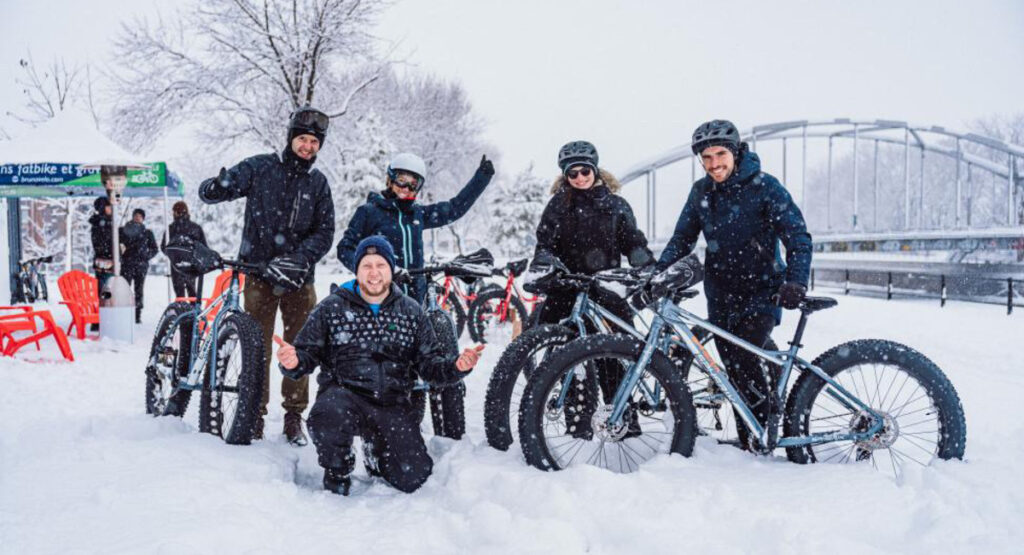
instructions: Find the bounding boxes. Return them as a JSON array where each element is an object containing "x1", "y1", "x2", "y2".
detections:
[
  {"x1": 122, "y1": 266, "x2": 147, "y2": 321},
  {"x1": 170, "y1": 268, "x2": 198, "y2": 299},
  {"x1": 538, "y1": 286, "x2": 634, "y2": 403},
  {"x1": 714, "y1": 311, "x2": 778, "y2": 450},
  {"x1": 307, "y1": 385, "x2": 433, "y2": 494}
]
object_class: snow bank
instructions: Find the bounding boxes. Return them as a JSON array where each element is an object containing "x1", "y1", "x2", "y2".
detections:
[{"x1": 1, "y1": 275, "x2": 1022, "y2": 553}]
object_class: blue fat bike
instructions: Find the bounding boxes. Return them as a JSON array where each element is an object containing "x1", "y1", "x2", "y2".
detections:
[
  {"x1": 518, "y1": 265, "x2": 967, "y2": 476},
  {"x1": 145, "y1": 243, "x2": 265, "y2": 445}
]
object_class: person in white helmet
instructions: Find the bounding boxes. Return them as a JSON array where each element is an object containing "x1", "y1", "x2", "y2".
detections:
[
  {"x1": 336, "y1": 152, "x2": 494, "y2": 440},
  {"x1": 337, "y1": 153, "x2": 495, "y2": 302}
]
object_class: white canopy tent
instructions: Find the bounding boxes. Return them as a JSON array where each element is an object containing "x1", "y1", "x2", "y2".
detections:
[{"x1": 0, "y1": 109, "x2": 183, "y2": 303}]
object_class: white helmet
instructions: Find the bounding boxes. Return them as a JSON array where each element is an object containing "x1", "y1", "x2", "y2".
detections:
[{"x1": 387, "y1": 153, "x2": 427, "y2": 188}]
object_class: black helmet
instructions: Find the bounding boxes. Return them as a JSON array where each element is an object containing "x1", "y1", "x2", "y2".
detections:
[
  {"x1": 288, "y1": 106, "x2": 329, "y2": 144},
  {"x1": 557, "y1": 140, "x2": 599, "y2": 173},
  {"x1": 93, "y1": 196, "x2": 110, "y2": 212},
  {"x1": 691, "y1": 120, "x2": 741, "y2": 155}
]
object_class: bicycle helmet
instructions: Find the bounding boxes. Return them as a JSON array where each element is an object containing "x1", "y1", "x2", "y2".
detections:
[
  {"x1": 557, "y1": 140, "x2": 599, "y2": 173},
  {"x1": 387, "y1": 152, "x2": 427, "y2": 190},
  {"x1": 691, "y1": 120, "x2": 741, "y2": 155}
]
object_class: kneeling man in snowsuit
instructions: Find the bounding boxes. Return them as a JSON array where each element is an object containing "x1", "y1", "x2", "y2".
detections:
[{"x1": 274, "y1": 236, "x2": 483, "y2": 495}]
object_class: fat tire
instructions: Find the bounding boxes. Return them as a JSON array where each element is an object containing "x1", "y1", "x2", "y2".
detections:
[
  {"x1": 198, "y1": 311, "x2": 266, "y2": 445},
  {"x1": 145, "y1": 302, "x2": 196, "y2": 417},
  {"x1": 467, "y1": 288, "x2": 529, "y2": 344},
  {"x1": 783, "y1": 339, "x2": 966, "y2": 464},
  {"x1": 424, "y1": 308, "x2": 466, "y2": 439},
  {"x1": 518, "y1": 334, "x2": 697, "y2": 471},
  {"x1": 484, "y1": 324, "x2": 577, "y2": 451}
]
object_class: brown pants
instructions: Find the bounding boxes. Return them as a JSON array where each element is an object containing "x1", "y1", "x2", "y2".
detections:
[{"x1": 244, "y1": 278, "x2": 317, "y2": 416}]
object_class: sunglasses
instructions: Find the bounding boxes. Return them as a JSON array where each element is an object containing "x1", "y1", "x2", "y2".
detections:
[
  {"x1": 566, "y1": 167, "x2": 593, "y2": 180},
  {"x1": 291, "y1": 108, "x2": 329, "y2": 132}
]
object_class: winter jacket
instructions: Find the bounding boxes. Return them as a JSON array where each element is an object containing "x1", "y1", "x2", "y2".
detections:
[
  {"x1": 283, "y1": 280, "x2": 465, "y2": 405},
  {"x1": 336, "y1": 167, "x2": 493, "y2": 300},
  {"x1": 533, "y1": 169, "x2": 653, "y2": 275},
  {"x1": 89, "y1": 212, "x2": 113, "y2": 262},
  {"x1": 161, "y1": 216, "x2": 208, "y2": 255},
  {"x1": 657, "y1": 148, "x2": 813, "y2": 325},
  {"x1": 119, "y1": 221, "x2": 158, "y2": 273},
  {"x1": 198, "y1": 148, "x2": 335, "y2": 285}
]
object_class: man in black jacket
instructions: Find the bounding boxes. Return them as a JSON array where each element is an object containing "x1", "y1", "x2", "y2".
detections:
[
  {"x1": 657, "y1": 119, "x2": 813, "y2": 450},
  {"x1": 275, "y1": 236, "x2": 483, "y2": 495},
  {"x1": 199, "y1": 106, "x2": 336, "y2": 445},
  {"x1": 120, "y1": 208, "x2": 159, "y2": 323},
  {"x1": 161, "y1": 201, "x2": 207, "y2": 298}
]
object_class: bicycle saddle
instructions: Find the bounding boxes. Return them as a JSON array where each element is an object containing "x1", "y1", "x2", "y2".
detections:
[
  {"x1": 800, "y1": 296, "x2": 838, "y2": 313},
  {"x1": 447, "y1": 248, "x2": 495, "y2": 282}
]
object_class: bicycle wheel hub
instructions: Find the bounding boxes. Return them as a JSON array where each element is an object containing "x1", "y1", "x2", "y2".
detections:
[
  {"x1": 851, "y1": 409, "x2": 899, "y2": 450},
  {"x1": 592, "y1": 405, "x2": 628, "y2": 442}
]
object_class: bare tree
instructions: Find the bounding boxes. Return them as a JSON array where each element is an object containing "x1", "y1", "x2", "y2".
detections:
[
  {"x1": 6, "y1": 52, "x2": 85, "y2": 124},
  {"x1": 110, "y1": 0, "x2": 388, "y2": 152}
]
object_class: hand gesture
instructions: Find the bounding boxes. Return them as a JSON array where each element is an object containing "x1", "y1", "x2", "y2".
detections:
[
  {"x1": 456, "y1": 344, "x2": 485, "y2": 372},
  {"x1": 274, "y1": 335, "x2": 298, "y2": 370},
  {"x1": 478, "y1": 154, "x2": 495, "y2": 177}
]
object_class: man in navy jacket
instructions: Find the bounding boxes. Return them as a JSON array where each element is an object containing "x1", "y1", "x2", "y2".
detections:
[{"x1": 657, "y1": 119, "x2": 812, "y2": 450}]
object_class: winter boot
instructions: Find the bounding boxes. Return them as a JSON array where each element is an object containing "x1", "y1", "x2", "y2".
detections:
[
  {"x1": 284, "y1": 412, "x2": 308, "y2": 446},
  {"x1": 323, "y1": 468, "x2": 351, "y2": 496}
]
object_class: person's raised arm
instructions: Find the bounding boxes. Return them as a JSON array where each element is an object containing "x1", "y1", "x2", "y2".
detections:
[
  {"x1": 198, "y1": 158, "x2": 259, "y2": 204},
  {"x1": 422, "y1": 155, "x2": 495, "y2": 229}
]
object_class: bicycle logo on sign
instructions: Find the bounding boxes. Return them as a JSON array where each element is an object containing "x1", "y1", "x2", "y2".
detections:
[{"x1": 132, "y1": 169, "x2": 160, "y2": 184}]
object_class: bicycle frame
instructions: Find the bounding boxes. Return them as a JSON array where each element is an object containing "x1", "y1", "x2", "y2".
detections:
[
  {"x1": 605, "y1": 296, "x2": 886, "y2": 451},
  {"x1": 165, "y1": 270, "x2": 246, "y2": 393},
  {"x1": 491, "y1": 272, "x2": 542, "y2": 322}
]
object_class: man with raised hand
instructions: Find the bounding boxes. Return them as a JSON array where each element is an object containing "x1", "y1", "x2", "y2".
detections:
[{"x1": 275, "y1": 236, "x2": 483, "y2": 495}]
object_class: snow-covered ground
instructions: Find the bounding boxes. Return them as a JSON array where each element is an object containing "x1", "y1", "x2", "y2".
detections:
[{"x1": 2, "y1": 274, "x2": 1022, "y2": 554}]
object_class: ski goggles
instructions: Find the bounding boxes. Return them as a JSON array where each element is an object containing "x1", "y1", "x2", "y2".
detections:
[
  {"x1": 565, "y1": 166, "x2": 593, "y2": 180},
  {"x1": 390, "y1": 173, "x2": 421, "y2": 191},
  {"x1": 290, "y1": 108, "x2": 329, "y2": 133}
]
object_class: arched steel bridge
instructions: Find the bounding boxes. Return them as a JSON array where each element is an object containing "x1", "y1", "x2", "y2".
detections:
[{"x1": 619, "y1": 119, "x2": 1024, "y2": 256}]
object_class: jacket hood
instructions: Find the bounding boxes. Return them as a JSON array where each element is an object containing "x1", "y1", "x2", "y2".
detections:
[
  {"x1": 366, "y1": 191, "x2": 416, "y2": 213},
  {"x1": 713, "y1": 148, "x2": 762, "y2": 190},
  {"x1": 549, "y1": 168, "x2": 621, "y2": 195}
]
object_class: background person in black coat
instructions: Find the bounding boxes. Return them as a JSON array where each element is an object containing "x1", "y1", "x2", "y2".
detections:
[
  {"x1": 275, "y1": 237, "x2": 483, "y2": 495},
  {"x1": 198, "y1": 106, "x2": 336, "y2": 446},
  {"x1": 120, "y1": 209, "x2": 159, "y2": 323},
  {"x1": 657, "y1": 119, "x2": 813, "y2": 450},
  {"x1": 530, "y1": 140, "x2": 654, "y2": 437},
  {"x1": 88, "y1": 196, "x2": 115, "y2": 330},
  {"x1": 161, "y1": 201, "x2": 207, "y2": 299}
]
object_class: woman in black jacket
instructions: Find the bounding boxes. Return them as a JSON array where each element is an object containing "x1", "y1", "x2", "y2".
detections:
[
  {"x1": 161, "y1": 201, "x2": 208, "y2": 298},
  {"x1": 531, "y1": 140, "x2": 654, "y2": 436}
]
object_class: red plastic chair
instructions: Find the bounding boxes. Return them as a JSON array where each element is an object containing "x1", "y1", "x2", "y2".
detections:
[
  {"x1": 58, "y1": 270, "x2": 100, "y2": 340},
  {"x1": 0, "y1": 306, "x2": 41, "y2": 351},
  {"x1": 0, "y1": 309, "x2": 75, "y2": 361}
]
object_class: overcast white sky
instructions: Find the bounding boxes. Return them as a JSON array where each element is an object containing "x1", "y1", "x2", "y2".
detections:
[{"x1": 2, "y1": 0, "x2": 1022, "y2": 178}]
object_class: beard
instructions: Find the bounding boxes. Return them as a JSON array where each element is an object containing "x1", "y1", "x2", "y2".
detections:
[{"x1": 359, "y1": 278, "x2": 389, "y2": 297}]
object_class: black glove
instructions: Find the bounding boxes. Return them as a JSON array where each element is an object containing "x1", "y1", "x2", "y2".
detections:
[
  {"x1": 392, "y1": 266, "x2": 411, "y2": 286},
  {"x1": 263, "y1": 253, "x2": 311, "y2": 294},
  {"x1": 775, "y1": 282, "x2": 807, "y2": 310},
  {"x1": 478, "y1": 155, "x2": 495, "y2": 177}
]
